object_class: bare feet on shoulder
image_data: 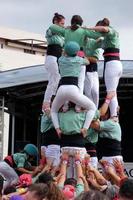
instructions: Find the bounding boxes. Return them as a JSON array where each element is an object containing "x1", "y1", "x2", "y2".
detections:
[{"x1": 42, "y1": 102, "x2": 51, "y2": 115}]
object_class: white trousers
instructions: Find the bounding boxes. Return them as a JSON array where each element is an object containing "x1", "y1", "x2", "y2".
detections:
[
  {"x1": 0, "y1": 161, "x2": 19, "y2": 189},
  {"x1": 61, "y1": 147, "x2": 86, "y2": 178},
  {"x1": 51, "y1": 85, "x2": 96, "y2": 129},
  {"x1": 44, "y1": 55, "x2": 60, "y2": 102},
  {"x1": 78, "y1": 65, "x2": 86, "y2": 94},
  {"x1": 63, "y1": 65, "x2": 86, "y2": 109},
  {"x1": 104, "y1": 60, "x2": 123, "y2": 116},
  {"x1": 45, "y1": 145, "x2": 61, "y2": 167},
  {"x1": 84, "y1": 72, "x2": 99, "y2": 108}
]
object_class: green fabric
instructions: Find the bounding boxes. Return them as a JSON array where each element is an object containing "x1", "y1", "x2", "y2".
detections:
[
  {"x1": 46, "y1": 28, "x2": 64, "y2": 47},
  {"x1": 58, "y1": 109, "x2": 86, "y2": 135},
  {"x1": 76, "y1": 183, "x2": 84, "y2": 196},
  {"x1": 40, "y1": 114, "x2": 54, "y2": 133},
  {"x1": 84, "y1": 38, "x2": 102, "y2": 59},
  {"x1": 85, "y1": 110, "x2": 100, "y2": 143},
  {"x1": 13, "y1": 153, "x2": 30, "y2": 168},
  {"x1": 102, "y1": 26, "x2": 120, "y2": 49},
  {"x1": 49, "y1": 25, "x2": 101, "y2": 47},
  {"x1": 93, "y1": 110, "x2": 100, "y2": 120},
  {"x1": 59, "y1": 56, "x2": 88, "y2": 77},
  {"x1": 86, "y1": 127, "x2": 98, "y2": 144},
  {"x1": 99, "y1": 119, "x2": 121, "y2": 141}
]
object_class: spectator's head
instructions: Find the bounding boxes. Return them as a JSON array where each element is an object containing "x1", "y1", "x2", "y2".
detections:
[
  {"x1": 64, "y1": 178, "x2": 77, "y2": 187},
  {"x1": 75, "y1": 190, "x2": 109, "y2": 200},
  {"x1": 62, "y1": 185, "x2": 75, "y2": 200},
  {"x1": 3, "y1": 186, "x2": 16, "y2": 195},
  {"x1": 64, "y1": 41, "x2": 80, "y2": 57},
  {"x1": 52, "y1": 13, "x2": 65, "y2": 27},
  {"x1": 36, "y1": 172, "x2": 54, "y2": 184},
  {"x1": 119, "y1": 179, "x2": 133, "y2": 200},
  {"x1": 23, "y1": 183, "x2": 49, "y2": 200}
]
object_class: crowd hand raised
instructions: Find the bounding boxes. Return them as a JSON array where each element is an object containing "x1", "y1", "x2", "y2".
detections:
[{"x1": 113, "y1": 159, "x2": 125, "y2": 176}]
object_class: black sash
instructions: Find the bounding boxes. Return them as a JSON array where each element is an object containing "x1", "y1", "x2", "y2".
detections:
[
  {"x1": 58, "y1": 77, "x2": 78, "y2": 87},
  {"x1": 86, "y1": 62, "x2": 98, "y2": 72}
]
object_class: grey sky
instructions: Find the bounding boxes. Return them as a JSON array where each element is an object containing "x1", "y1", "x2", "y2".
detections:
[{"x1": 0, "y1": 0, "x2": 133, "y2": 59}]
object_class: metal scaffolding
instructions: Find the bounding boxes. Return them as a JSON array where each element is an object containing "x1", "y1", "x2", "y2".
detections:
[{"x1": 0, "y1": 96, "x2": 4, "y2": 160}]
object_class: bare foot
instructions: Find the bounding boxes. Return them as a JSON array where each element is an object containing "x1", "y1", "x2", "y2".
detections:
[
  {"x1": 42, "y1": 102, "x2": 50, "y2": 115},
  {"x1": 75, "y1": 105, "x2": 81, "y2": 112}
]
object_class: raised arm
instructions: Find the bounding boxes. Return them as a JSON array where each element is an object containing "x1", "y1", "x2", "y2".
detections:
[
  {"x1": 49, "y1": 24, "x2": 66, "y2": 36},
  {"x1": 88, "y1": 26, "x2": 109, "y2": 33}
]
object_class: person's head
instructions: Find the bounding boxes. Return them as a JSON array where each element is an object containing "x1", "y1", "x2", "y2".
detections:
[
  {"x1": 24, "y1": 144, "x2": 38, "y2": 159},
  {"x1": 71, "y1": 15, "x2": 83, "y2": 30},
  {"x1": 75, "y1": 190, "x2": 109, "y2": 200},
  {"x1": 64, "y1": 178, "x2": 77, "y2": 187},
  {"x1": 23, "y1": 183, "x2": 49, "y2": 200},
  {"x1": 62, "y1": 185, "x2": 75, "y2": 200},
  {"x1": 100, "y1": 18, "x2": 110, "y2": 26},
  {"x1": 52, "y1": 12, "x2": 65, "y2": 27},
  {"x1": 119, "y1": 179, "x2": 133, "y2": 200},
  {"x1": 36, "y1": 172, "x2": 54, "y2": 184},
  {"x1": 95, "y1": 20, "x2": 102, "y2": 26},
  {"x1": 64, "y1": 41, "x2": 80, "y2": 57},
  {"x1": 3, "y1": 186, "x2": 16, "y2": 195}
]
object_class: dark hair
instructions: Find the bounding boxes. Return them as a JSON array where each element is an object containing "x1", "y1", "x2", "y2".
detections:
[
  {"x1": 64, "y1": 178, "x2": 77, "y2": 187},
  {"x1": 96, "y1": 20, "x2": 102, "y2": 26},
  {"x1": 3, "y1": 186, "x2": 16, "y2": 195},
  {"x1": 101, "y1": 18, "x2": 110, "y2": 26},
  {"x1": 75, "y1": 190, "x2": 109, "y2": 200},
  {"x1": 36, "y1": 172, "x2": 65, "y2": 200},
  {"x1": 28, "y1": 183, "x2": 49, "y2": 200},
  {"x1": 71, "y1": 15, "x2": 83, "y2": 30},
  {"x1": 52, "y1": 13, "x2": 65, "y2": 24},
  {"x1": 36, "y1": 172, "x2": 54, "y2": 184},
  {"x1": 119, "y1": 179, "x2": 133, "y2": 199}
]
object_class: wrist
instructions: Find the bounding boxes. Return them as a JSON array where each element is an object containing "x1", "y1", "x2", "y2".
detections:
[
  {"x1": 62, "y1": 160, "x2": 68, "y2": 165},
  {"x1": 75, "y1": 160, "x2": 81, "y2": 165}
]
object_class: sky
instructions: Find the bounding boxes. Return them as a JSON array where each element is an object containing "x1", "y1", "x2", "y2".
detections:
[{"x1": 0, "y1": 0, "x2": 133, "y2": 59}]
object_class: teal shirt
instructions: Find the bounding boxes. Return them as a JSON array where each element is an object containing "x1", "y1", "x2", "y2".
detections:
[
  {"x1": 86, "y1": 127, "x2": 98, "y2": 144},
  {"x1": 49, "y1": 25, "x2": 101, "y2": 47},
  {"x1": 46, "y1": 27, "x2": 64, "y2": 47},
  {"x1": 13, "y1": 153, "x2": 31, "y2": 168},
  {"x1": 84, "y1": 38, "x2": 103, "y2": 59},
  {"x1": 40, "y1": 113, "x2": 54, "y2": 133},
  {"x1": 85, "y1": 110, "x2": 100, "y2": 144},
  {"x1": 99, "y1": 119, "x2": 121, "y2": 141},
  {"x1": 102, "y1": 26, "x2": 120, "y2": 49},
  {"x1": 59, "y1": 56, "x2": 88, "y2": 77},
  {"x1": 58, "y1": 109, "x2": 86, "y2": 135}
]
